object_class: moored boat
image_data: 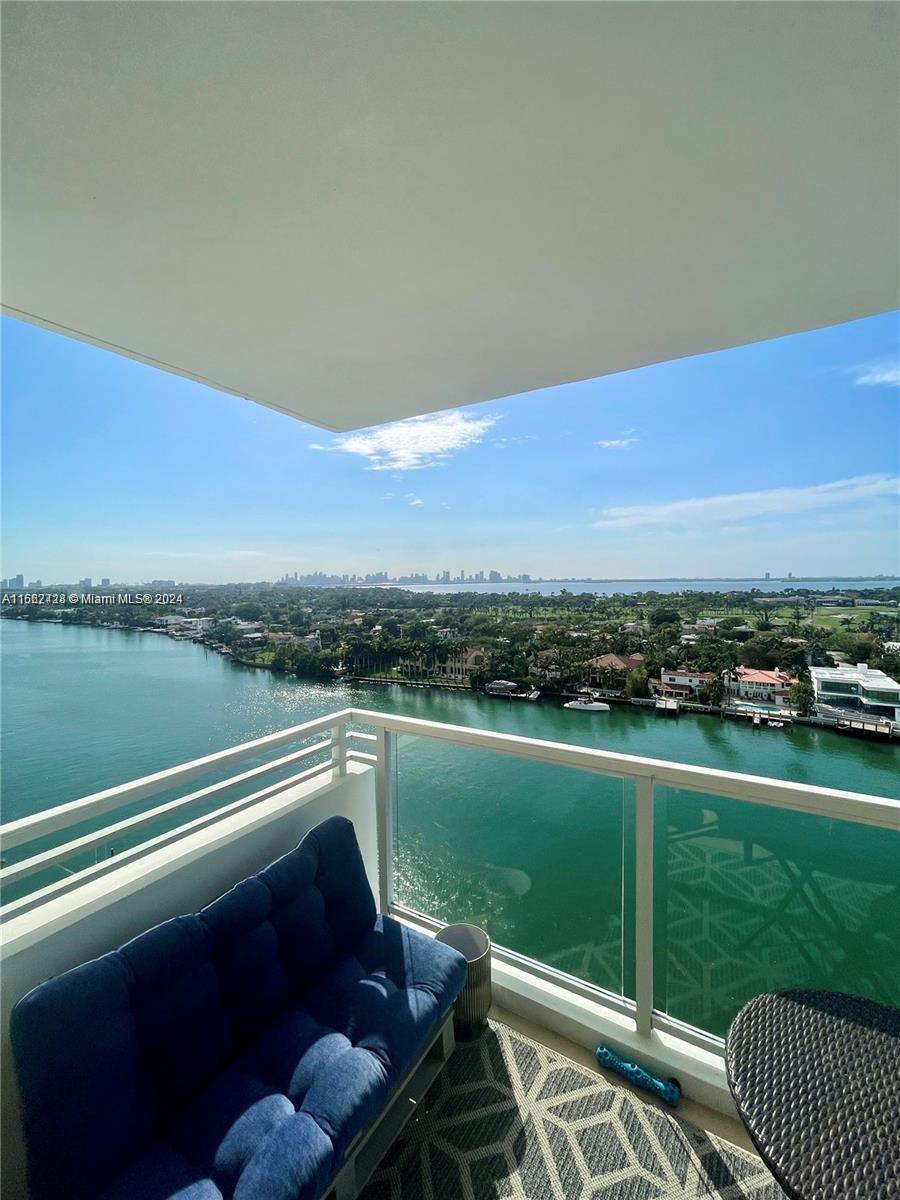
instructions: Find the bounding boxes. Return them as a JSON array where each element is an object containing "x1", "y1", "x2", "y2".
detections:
[
  {"x1": 485, "y1": 679, "x2": 520, "y2": 696},
  {"x1": 485, "y1": 681, "x2": 540, "y2": 700},
  {"x1": 563, "y1": 696, "x2": 610, "y2": 712}
]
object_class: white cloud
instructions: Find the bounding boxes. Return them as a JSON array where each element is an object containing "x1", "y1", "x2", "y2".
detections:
[
  {"x1": 597, "y1": 437, "x2": 638, "y2": 450},
  {"x1": 853, "y1": 362, "x2": 900, "y2": 388},
  {"x1": 593, "y1": 474, "x2": 899, "y2": 529},
  {"x1": 312, "y1": 410, "x2": 500, "y2": 471},
  {"x1": 406, "y1": 492, "x2": 425, "y2": 507}
]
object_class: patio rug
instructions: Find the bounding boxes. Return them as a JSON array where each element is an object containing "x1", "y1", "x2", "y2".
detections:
[{"x1": 361, "y1": 1021, "x2": 783, "y2": 1200}]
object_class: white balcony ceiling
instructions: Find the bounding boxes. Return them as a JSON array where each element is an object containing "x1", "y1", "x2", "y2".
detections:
[{"x1": 3, "y1": 3, "x2": 897, "y2": 432}]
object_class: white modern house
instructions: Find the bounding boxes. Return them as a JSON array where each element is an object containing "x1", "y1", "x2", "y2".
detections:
[
  {"x1": 2, "y1": 4, "x2": 899, "y2": 1198},
  {"x1": 810, "y1": 663, "x2": 900, "y2": 724}
]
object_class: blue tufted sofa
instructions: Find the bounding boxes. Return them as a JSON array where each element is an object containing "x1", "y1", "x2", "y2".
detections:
[{"x1": 11, "y1": 816, "x2": 468, "y2": 1200}]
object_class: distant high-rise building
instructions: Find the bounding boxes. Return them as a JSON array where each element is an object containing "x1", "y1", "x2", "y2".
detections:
[
  {"x1": 101, "y1": 577, "x2": 110, "y2": 587},
  {"x1": 28, "y1": 580, "x2": 42, "y2": 588},
  {"x1": 11, "y1": 573, "x2": 24, "y2": 589},
  {"x1": 765, "y1": 571, "x2": 770, "y2": 580},
  {"x1": 489, "y1": 570, "x2": 501, "y2": 582},
  {"x1": 79, "y1": 577, "x2": 92, "y2": 590},
  {"x1": 441, "y1": 570, "x2": 450, "y2": 583}
]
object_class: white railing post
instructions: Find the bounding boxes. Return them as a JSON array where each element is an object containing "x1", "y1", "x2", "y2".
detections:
[
  {"x1": 634, "y1": 774, "x2": 654, "y2": 1037},
  {"x1": 374, "y1": 727, "x2": 395, "y2": 914},
  {"x1": 331, "y1": 718, "x2": 347, "y2": 776}
]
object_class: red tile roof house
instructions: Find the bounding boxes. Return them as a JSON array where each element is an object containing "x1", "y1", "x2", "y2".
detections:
[
  {"x1": 649, "y1": 668, "x2": 716, "y2": 698},
  {"x1": 588, "y1": 653, "x2": 645, "y2": 683},
  {"x1": 725, "y1": 667, "x2": 797, "y2": 707}
]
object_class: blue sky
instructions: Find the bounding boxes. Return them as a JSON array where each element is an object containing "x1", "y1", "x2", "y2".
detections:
[{"x1": 2, "y1": 311, "x2": 898, "y2": 583}]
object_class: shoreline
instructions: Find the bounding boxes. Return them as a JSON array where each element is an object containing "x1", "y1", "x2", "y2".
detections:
[{"x1": 5, "y1": 614, "x2": 897, "y2": 743}]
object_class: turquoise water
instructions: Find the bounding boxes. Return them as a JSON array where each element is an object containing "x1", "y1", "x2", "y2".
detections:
[{"x1": 3, "y1": 620, "x2": 898, "y2": 1035}]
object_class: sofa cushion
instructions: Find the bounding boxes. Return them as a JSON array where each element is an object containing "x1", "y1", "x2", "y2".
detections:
[
  {"x1": 12, "y1": 817, "x2": 467, "y2": 1200},
  {"x1": 158, "y1": 914, "x2": 464, "y2": 1197}
]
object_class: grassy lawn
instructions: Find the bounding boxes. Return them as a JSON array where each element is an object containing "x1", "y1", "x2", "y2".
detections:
[
  {"x1": 691, "y1": 603, "x2": 896, "y2": 632},
  {"x1": 809, "y1": 605, "x2": 894, "y2": 630}
]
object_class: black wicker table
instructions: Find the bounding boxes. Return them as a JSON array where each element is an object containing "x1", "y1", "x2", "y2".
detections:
[{"x1": 725, "y1": 991, "x2": 900, "y2": 1200}]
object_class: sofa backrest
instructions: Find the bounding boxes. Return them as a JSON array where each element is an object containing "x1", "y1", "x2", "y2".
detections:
[{"x1": 10, "y1": 815, "x2": 376, "y2": 1200}]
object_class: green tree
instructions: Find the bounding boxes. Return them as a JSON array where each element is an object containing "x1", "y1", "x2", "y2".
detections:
[
  {"x1": 649, "y1": 608, "x2": 680, "y2": 628},
  {"x1": 698, "y1": 675, "x2": 725, "y2": 705},
  {"x1": 232, "y1": 601, "x2": 264, "y2": 621},
  {"x1": 739, "y1": 634, "x2": 783, "y2": 669},
  {"x1": 788, "y1": 680, "x2": 816, "y2": 715},
  {"x1": 623, "y1": 668, "x2": 650, "y2": 698}
]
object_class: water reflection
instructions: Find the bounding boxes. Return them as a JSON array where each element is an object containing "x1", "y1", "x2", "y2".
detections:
[{"x1": 656, "y1": 790, "x2": 899, "y2": 1038}]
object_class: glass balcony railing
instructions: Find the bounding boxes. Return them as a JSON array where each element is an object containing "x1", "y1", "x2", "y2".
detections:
[
  {"x1": 652, "y1": 788, "x2": 899, "y2": 1039},
  {"x1": 392, "y1": 734, "x2": 632, "y2": 1000},
  {"x1": 2, "y1": 707, "x2": 897, "y2": 1054}
]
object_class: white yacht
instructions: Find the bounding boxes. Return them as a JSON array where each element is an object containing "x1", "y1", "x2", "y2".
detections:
[
  {"x1": 485, "y1": 679, "x2": 520, "y2": 696},
  {"x1": 564, "y1": 696, "x2": 611, "y2": 712}
]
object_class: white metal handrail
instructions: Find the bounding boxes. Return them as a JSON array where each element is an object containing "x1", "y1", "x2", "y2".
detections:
[
  {"x1": 348, "y1": 708, "x2": 900, "y2": 828},
  {"x1": 0, "y1": 709, "x2": 352, "y2": 851},
  {"x1": 3, "y1": 706, "x2": 897, "y2": 1046},
  {"x1": 347, "y1": 707, "x2": 899, "y2": 1044},
  {"x1": 0, "y1": 757, "x2": 339, "y2": 923},
  {"x1": 0, "y1": 740, "x2": 334, "y2": 888}
]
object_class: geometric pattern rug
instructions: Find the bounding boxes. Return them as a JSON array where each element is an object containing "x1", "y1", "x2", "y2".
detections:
[{"x1": 361, "y1": 1022, "x2": 784, "y2": 1200}]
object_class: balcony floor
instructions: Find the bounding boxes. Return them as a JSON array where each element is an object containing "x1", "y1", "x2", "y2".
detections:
[{"x1": 363, "y1": 1009, "x2": 781, "y2": 1199}]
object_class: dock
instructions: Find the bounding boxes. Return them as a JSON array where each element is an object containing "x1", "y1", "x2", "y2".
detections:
[
  {"x1": 724, "y1": 708, "x2": 793, "y2": 728},
  {"x1": 835, "y1": 717, "x2": 897, "y2": 739}
]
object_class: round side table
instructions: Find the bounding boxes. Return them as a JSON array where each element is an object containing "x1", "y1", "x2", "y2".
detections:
[
  {"x1": 435, "y1": 923, "x2": 491, "y2": 1039},
  {"x1": 726, "y1": 990, "x2": 900, "y2": 1200}
]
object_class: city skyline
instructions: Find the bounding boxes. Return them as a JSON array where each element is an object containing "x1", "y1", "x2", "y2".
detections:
[
  {"x1": 2, "y1": 310, "x2": 898, "y2": 582},
  {"x1": 4, "y1": 566, "x2": 899, "y2": 592}
]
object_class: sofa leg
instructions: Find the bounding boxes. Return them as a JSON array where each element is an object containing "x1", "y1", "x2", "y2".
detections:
[
  {"x1": 331, "y1": 1166, "x2": 357, "y2": 1200},
  {"x1": 437, "y1": 1013, "x2": 456, "y2": 1063}
]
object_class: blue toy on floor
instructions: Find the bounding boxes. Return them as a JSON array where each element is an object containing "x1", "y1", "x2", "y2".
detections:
[{"x1": 596, "y1": 1045, "x2": 682, "y2": 1107}]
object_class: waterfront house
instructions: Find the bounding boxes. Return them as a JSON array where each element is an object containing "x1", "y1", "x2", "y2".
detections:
[
  {"x1": 588, "y1": 652, "x2": 645, "y2": 686},
  {"x1": 651, "y1": 667, "x2": 716, "y2": 698},
  {"x1": 809, "y1": 663, "x2": 900, "y2": 723},
  {"x1": 3, "y1": 5, "x2": 897, "y2": 1199},
  {"x1": 434, "y1": 646, "x2": 488, "y2": 683},
  {"x1": 724, "y1": 666, "x2": 796, "y2": 708},
  {"x1": 236, "y1": 631, "x2": 268, "y2": 649}
]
